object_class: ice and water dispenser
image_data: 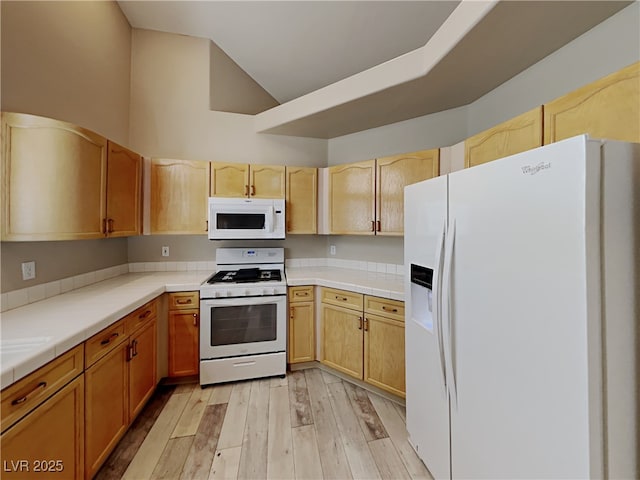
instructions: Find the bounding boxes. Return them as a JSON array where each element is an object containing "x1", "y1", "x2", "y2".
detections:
[{"x1": 410, "y1": 264, "x2": 434, "y2": 332}]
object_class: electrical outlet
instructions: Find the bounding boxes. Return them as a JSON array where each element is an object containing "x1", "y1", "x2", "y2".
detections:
[
  {"x1": 161, "y1": 246, "x2": 170, "y2": 257},
  {"x1": 330, "y1": 245, "x2": 336, "y2": 256},
  {"x1": 21, "y1": 261, "x2": 36, "y2": 280}
]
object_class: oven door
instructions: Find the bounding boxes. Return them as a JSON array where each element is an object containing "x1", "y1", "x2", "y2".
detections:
[{"x1": 200, "y1": 294, "x2": 286, "y2": 360}]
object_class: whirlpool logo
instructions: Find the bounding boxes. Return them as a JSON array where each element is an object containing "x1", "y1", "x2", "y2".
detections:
[{"x1": 521, "y1": 162, "x2": 551, "y2": 175}]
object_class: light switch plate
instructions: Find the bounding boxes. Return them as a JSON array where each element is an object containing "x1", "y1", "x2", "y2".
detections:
[
  {"x1": 330, "y1": 245, "x2": 336, "y2": 255},
  {"x1": 22, "y1": 261, "x2": 36, "y2": 280}
]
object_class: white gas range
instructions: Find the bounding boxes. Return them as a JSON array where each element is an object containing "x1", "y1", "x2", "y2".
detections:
[{"x1": 199, "y1": 247, "x2": 287, "y2": 386}]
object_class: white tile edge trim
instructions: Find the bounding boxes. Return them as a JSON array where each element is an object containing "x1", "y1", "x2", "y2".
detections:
[
  {"x1": 285, "y1": 257, "x2": 404, "y2": 275},
  {"x1": 0, "y1": 259, "x2": 404, "y2": 313}
]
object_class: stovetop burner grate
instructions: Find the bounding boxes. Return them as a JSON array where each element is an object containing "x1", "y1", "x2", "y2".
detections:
[{"x1": 207, "y1": 268, "x2": 282, "y2": 284}]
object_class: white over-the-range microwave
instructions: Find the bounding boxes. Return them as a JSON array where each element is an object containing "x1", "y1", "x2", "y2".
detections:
[{"x1": 208, "y1": 197, "x2": 285, "y2": 240}]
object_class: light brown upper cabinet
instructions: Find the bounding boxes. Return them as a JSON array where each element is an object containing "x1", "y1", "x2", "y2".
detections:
[
  {"x1": 544, "y1": 61, "x2": 640, "y2": 145},
  {"x1": 210, "y1": 162, "x2": 285, "y2": 198},
  {"x1": 328, "y1": 159, "x2": 376, "y2": 235},
  {"x1": 150, "y1": 159, "x2": 209, "y2": 234},
  {"x1": 465, "y1": 107, "x2": 543, "y2": 169},
  {"x1": 105, "y1": 141, "x2": 141, "y2": 237},
  {"x1": 285, "y1": 166, "x2": 317, "y2": 234},
  {"x1": 376, "y1": 149, "x2": 439, "y2": 236},
  {"x1": 328, "y1": 150, "x2": 439, "y2": 235},
  {"x1": 1, "y1": 112, "x2": 107, "y2": 241}
]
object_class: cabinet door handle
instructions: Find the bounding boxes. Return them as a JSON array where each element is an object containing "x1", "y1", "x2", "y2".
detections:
[
  {"x1": 358, "y1": 316, "x2": 363, "y2": 330},
  {"x1": 102, "y1": 218, "x2": 108, "y2": 235},
  {"x1": 250, "y1": 185, "x2": 255, "y2": 196},
  {"x1": 108, "y1": 218, "x2": 115, "y2": 233},
  {"x1": 245, "y1": 184, "x2": 249, "y2": 196},
  {"x1": 382, "y1": 306, "x2": 398, "y2": 313},
  {"x1": 193, "y1": 313, "x2": 198, "y2": 326},
  {"x1": 100, "y1": 332, "x2": 119, "y2": 346},
  {"x1": 371, "y1": 220, "x2": 375, "y2": 232},
  {"x1": 133, "y1": 339, "x2": 138, "y2": 357},
  {"x1": 205, "y1": 219, "x2": 209, "y2": 232},
  {"x1": 176, "y1": 298, "x2": 192, "y2": 305},
  {"x1": 376, "y1": 220, "x2": 381, "y2": 232},
  {"x1": 127, "y1": 344, "x2": 134, "y2": 362},
  {"x1": 11, "y1": 382, "x2": 47, "y2": 405},
  {"x1": 364, "y1": 317, "x2": 369, "y2": 332},
  {"x1": 290, "y1": 306, "x2": 295, "y2": 320},
  {"x1": 139, "y1": 310, "x2": 152, "y2": 319}
]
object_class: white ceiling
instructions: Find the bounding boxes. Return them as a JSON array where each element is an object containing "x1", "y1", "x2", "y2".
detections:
[
  {"x1": 118, "y1": 0, "x2": 632, "y2": 138},
  {"x1": 119, "y1": 1, "x2": 461, "y2": 103}
]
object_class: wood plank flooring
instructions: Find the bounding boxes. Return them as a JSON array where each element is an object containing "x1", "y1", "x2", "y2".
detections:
[{"x1": 96, "y1": 368, "x2": 432, "y2": 480}]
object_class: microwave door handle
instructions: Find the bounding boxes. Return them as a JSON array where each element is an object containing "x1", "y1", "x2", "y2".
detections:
[{"x1": 264, "y1": 207, "x2": 274, "y2": 232}]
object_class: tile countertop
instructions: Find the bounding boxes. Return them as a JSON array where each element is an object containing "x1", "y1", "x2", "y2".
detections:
[
  {"x1": 0, "y1": 272, "x2": 210, "y2": 390},
  {"x1": 285, "y1": 266, "x2": 404, "y2": 301},
  {"x1": 0, "y1": 266, "x2": 405, "y2": 390}
]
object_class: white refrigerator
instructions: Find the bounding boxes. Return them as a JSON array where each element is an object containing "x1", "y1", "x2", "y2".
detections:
[{"x1": 404, "y1": 135, "x2": 639, "y2": 479}]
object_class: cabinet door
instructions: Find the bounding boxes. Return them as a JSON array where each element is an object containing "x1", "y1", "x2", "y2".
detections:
[
  {"x1": 128, "y1": 318, "x2": 157, "y2": 420},
  {"x1": 320, "y1": 303, "x2": 363, "y2": 379},
  {"x1": 465, "y1": 107, "x2": 543, "y2": 168},
  {"x1": 250, "y1": 164, "x2": 286, "y2": 198},
  {"x1": 328, "y1": 160, "x2": 375, "y2": 235},
  {"x1": 150, "y1": 159, "x2": 209, "y2": 234},
  {"x1": 84, "y1": 343, "x2": 128, "y2": 479},
  {"x1": 285, "y1": 166, "x2": 317, "y2": 234},
  {"x1": 210, "y1": 162, "x2": 249, "y2": 197},
  {"x1": 364, "y1": 314, "x2": 405, "y2": 398},
  {"x1": 168, "y1": 309, "x2": 199, "y2": 377},
  {"x1": 376, "y1": 149, "x2": 439, "y2": 236},
  {"x1": 106, "y1": 141, "x2": 141, "y2": 237},
  {"x1": 289, "y1": 301, "x2": 315, "y2": 364},
  {"x1": 1, "y1": 112, "x2": 107, "y2": 241},
  {"x1": 544, "y1": 61, "x2": 640, "y2": 144},
  {"x1": 0, "y1": 375, "x2": 84, "y2": 480}
]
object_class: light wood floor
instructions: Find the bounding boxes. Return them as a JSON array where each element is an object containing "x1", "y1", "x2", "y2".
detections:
[{"x1": 96, "y1": 368, "x2": 433, "y2": 480}]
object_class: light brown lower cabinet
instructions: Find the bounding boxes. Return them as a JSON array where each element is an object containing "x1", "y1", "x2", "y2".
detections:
[
  {"x1": 320, "y1": 287, "x2": 405, "y2": 397},
  {"x1": 288, "y1": 286, "x2": 315, "y2": 364},
  {"x1": 168, "y1": 292, "x2": 200, "y2": 377},
  {"x1": 84, "y1": 341, "x2": 129, "y2": 479},
  {"x1": 0, "y1": 375, "x2": 85, "y2": 479},
  {"x1": 84, "y1": 298, "x2": 159, "y2": 479}
]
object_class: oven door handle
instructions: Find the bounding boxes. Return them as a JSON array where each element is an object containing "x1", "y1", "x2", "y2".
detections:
[{"x1": 200, "y1": 295, "x2": 285, "y2": 307}]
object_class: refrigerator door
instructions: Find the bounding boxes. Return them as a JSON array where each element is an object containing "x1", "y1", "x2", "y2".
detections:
[
  {"x1": 447, "y1": 136, "x2": 600, "y2": 478},
  {"x1": 404, "y1": 175, "x2": 450, "y2": 479}
]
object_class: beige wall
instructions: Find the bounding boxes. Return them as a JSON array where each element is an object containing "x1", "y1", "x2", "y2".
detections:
[
  {"x1": 0, "y1": 1, "x2": 132, "y2": 294},
  {"x1": 1, "y1": 0, "x2": 132, "y2": 143}
]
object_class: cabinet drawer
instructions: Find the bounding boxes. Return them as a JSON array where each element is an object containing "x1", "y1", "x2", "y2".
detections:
[
  {"x1": 321, "y1": 287, "x2": 363, "y2": 311},
  {"x1": 125, "y1": 298, "x2": 158, "y2": 335},
  {"x1": 84, "y1": 320, "x2": 127, "y2": 368},
  {"x1": 1, "y1": 344, "x2": 84, "y2": 433},
  {"x1": 168, "y1": 291, "x2": 199, "y2": 310},
  {"x1": 289, "y1": 286, "x2": 314, "y2": 303},
  {"x1": 364, "y1": 295, "x2": 405, "y2": 322}
]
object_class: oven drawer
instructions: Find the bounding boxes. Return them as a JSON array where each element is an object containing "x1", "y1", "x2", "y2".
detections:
[
  {"x1": 200, "y1": 352, "x2": 286, "y2": 385},
  {"x1": 289, "y1": 286, "x2": 314, "y2": 302},
  {"x1": 169, "y1": 291, "x2": 199, "y2": 310}
]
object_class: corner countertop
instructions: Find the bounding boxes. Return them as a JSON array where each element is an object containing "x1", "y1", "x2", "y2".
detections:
[
  {"x1": 1, "y1": 266, "x2": 404, "y2": 391},
  {"x1": 285, "y1": 266, "x2": 404, "y2": 301},
  {"x1": 0, "y1": 272, "x2": 210, "y2": 390}
]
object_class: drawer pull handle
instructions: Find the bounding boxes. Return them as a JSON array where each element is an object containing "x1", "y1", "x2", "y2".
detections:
[
  {"x1": 100, "y1": 332, "x2": 119, "y2": 345},
  {"x1": 139, "y1": 310, "x2": 152, "y2": 319},
  {"x1": 382, "y1": 306, "x2": 398, "y2": 313},
  {"x1": 296, "y1": 292, "x2": 309, "y2": 296},
  {"x1": 335, "y1": 296, "x2": 348, "y2": 301},
  {"x1": 12, "y1": 382, "x2": 47, "y2": 405},
  {"x1": 176, "y1": 298, "x2": 192, "y2": 305}
]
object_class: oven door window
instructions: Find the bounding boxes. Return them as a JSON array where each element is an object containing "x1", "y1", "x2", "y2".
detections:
[
  {"x1": 216, "y1": 213, "x2": 265, "y2": 230},
  {"x1": 209, "y1": 304, "x2": 276, "y2": 346}
]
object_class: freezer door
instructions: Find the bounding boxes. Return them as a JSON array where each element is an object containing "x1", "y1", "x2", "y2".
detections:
[
  {"x1": 404, "y1": 176, "x2": 450, "y2": 479},
  {"x1": 447, "y1": 136, "x2": 600, "y2": 478}
]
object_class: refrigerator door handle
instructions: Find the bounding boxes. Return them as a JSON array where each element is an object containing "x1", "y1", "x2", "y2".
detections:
[
  {"x1": 433, "y1": 220, "x2": 448, "y2": 393},
  {"x1": 442, "y1": 219, "x2": 458, "y2": 407}
]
